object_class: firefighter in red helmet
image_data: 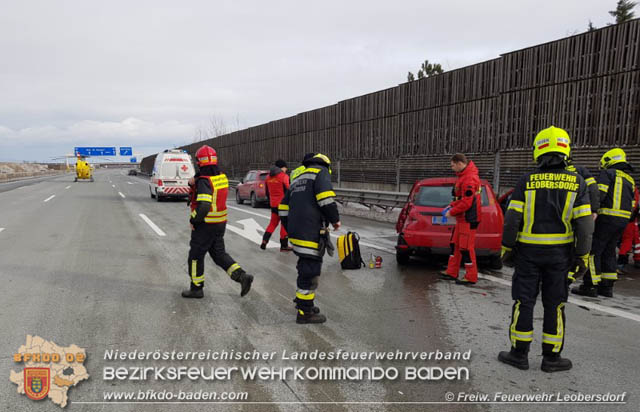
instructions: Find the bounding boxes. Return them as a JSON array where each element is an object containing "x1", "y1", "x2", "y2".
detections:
[{"x1": 182, "y1": 145, "x2": 253, "y2": 298}]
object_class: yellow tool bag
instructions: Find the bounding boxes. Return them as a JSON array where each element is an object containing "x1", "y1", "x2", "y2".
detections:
[{"x1": 337, "y1": 232, "x2": 365, "y2": 270}]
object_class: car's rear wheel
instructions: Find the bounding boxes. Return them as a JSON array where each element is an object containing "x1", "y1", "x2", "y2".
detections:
[
  {"x1": 250, "y1": 192, "x2": 258, "y2": 208},
  {"x1": 156, "y1": 189, "x2": 163, "y2": 202},
  {"x1": 396, "y1": 251, "x2": 411, "y2": 265},
  {"x1": 236, "y1": 189, "x2": 244, "y2": 204},
  {"x1": 150, "y1": 187, "x2": 156, "y2": 198}
]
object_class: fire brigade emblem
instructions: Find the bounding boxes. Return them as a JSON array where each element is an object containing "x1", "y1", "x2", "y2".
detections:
[{"x1": 24, "y1": 368, "x2": 50, "y2": 400}]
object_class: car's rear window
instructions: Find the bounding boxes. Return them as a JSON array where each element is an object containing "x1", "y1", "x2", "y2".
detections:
[
  {"x1": 414, "y1": 184, "x2": 490, "y2": 207},
  {"x1": 414, "y1": 186, "x2": 453, "y2": 207},
  {"x1": 259, "y1": 173, "x2": 268, "y2": 180}
]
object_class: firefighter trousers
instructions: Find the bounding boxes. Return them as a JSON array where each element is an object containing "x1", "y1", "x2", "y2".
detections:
[
  {"x1": 295, "y1": 256, "x2": 322, "y2": 313},
  {"x1": 587, "y1": 217, "x2": 627, "y2": 285},
  {"x1": 188, "y1": 223, "x2": 242, "y2": 288},
  {"x1": 509, "y1": 244, "x2": 571, "y2": 355},
  {"x1": 446, "y1": 221, "x2": 478, "y2": 282}
]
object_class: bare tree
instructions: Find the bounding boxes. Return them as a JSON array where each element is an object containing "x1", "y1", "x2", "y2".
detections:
[{"x1": 192, "y1": 113, "x2": 243, "y2": 143}]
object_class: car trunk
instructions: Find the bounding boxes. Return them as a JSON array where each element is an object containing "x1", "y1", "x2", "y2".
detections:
[{"x1": 402, "y1": 184, "x2": 455, "y2": 233}]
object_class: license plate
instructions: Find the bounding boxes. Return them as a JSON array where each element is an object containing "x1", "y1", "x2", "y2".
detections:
[{"x1": 432, "y1": 216, "x2": 455, "y2": 225}]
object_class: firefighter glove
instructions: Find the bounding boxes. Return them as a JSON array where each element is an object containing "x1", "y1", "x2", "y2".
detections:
[{"x1": 501, "y1": 246, "x2": 515, "y2": 267}]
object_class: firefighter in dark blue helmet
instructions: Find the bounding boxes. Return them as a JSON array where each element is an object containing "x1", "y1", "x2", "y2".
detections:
[
  {"x1": 279, "y1": 153, "x2": 341, "y2": 324},
  {"x1": 498, "y1": 126, "x2": 594, "y2": 373}
]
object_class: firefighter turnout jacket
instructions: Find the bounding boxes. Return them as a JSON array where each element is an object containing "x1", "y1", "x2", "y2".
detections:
[
  {"x1": 279, "y1": 161, "x2": 339, "y2": 259},
  {"x1": 190, "y1": 174, "x2": 229, "y2": 224},
  {"x1": 597, "y1": 163, "x2": 636, "y2": 221},
  {"x1": 503, "y1": 166, "x2": 593, "y2": 253}
]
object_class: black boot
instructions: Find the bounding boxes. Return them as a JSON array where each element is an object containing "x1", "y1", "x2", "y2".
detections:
[
  {"x1": 293, "y1": 297, "x2": 319, "y2": 313},
  {"x1": 280, "y1": 237, "x2": 293, "y2": 252},
  {"x1": 295, "y1": 299, "x2": 326, "y2": 324},
  {"x1": 498, "y1": 348, "x2": 529, "y2": 370},
  {"x1": 571, "y1": 283, "x2": 598, "y2": 297},
  {"x1": 181, "y1": 284, "x2": 204, "y2": 299},
  {"x1": 541, "y1": 353, "x2": 572, "y2": 372},
  {"x1": 597, "y1": 280, "x2": 614, "y2": 298},
  {"x1": 296, "y1": 309, "x2": 327, "y2": 324},
  {"x1": 260, "y1": 232, "x2": 272, "y2": 250},
  {"x1": 230, "y1": 269, "x2": 253, "y2": 297}
]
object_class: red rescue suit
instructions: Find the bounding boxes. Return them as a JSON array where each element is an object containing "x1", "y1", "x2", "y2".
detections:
[
  {"x1": 618, "y1": 188, "x2": 640, "y2": 264},
  {"x1": 446, "y1": 161, "x2": 482, "y2": 283},
  {"x1": 265, "y1": 167, "x2": 290, "y2": 240},
  {"x1": 619, "y1": 221, "x2": 640, "y2": 263}
]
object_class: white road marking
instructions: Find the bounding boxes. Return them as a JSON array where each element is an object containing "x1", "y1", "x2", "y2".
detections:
[
  {"x1": 139, "y1": 214, "x2": 166, "y2": 237},
  {"x1": 44, "y1": 195, "x2": 55, "y2": 202},
  {"x1": 112, "y1": 185, "x2": 115, "y2": 188},
  {"x1": 479, "y1": 273, "x2": 640, "y2": 323},
  {"x1": 118, "y1": 192, "x2": 126, "y2": 198},
  {"x1": 226, "y1": 218, "x2": 279, "y2": 248},
  {"x1": 127, "y1": 182, "x2": 135, "y2": 185},
  {"x1": 226, "y1": 205, "x2": 270, "y2": 220},
  {"x1": 65, "y1": 185, "x2": 71, "y2": 189},
  {"x1": 0, "y1": 228, "x2": 4, "y2": 234}
]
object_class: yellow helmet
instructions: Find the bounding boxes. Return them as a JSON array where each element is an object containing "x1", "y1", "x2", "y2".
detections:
[
  {"x1": 313, "y1": 153, "x2": 331, "y2": 165},
  {"x1": 311, "y1": 153, "x2": 332, "y2": 174},
  {"x1": 600, "y1": 148, "x2": 627, "y2": 169},
  {"x1": 532, "y1": 126, "x2": 571, "y2": 162}
]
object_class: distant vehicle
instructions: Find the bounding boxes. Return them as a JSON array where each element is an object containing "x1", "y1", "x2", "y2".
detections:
[
  {"x1": 74, "y1": 155, "x2": 94, "y2": 182},
  {"x1": 149, "y1": 150, "x2": 195, "y2": 202},
  {"x1": 128, "y1": 169, "x2": 137, "y2": 176},
  {"x1": 235, "y1": 170, "x2": 269, "y2": 208},
  {"x1": 395, "y1": 177, "x2": 504, "y2": 268}
]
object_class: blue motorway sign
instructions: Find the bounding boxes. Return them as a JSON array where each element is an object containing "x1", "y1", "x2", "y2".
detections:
[
  {"x1": 75, "y1": 147, "x2": 116, "y2": 156},
  {"x1": 120, "y1": 147, "x2": 133, "y2": 156},
  {"x1": 130, "y1": 157, "x2": 137, "y2": 163}
]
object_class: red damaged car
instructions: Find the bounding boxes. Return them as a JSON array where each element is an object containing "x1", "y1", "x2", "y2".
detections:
[{"x1": 395, "y1": 177, "x2": 504, "y2": 268}]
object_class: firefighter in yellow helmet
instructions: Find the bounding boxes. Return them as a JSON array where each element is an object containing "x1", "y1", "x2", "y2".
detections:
[
  {"x1": 572, "y1": 148, "x2": 635, "y2": 298},
  {"x1": 498, "y1": 126, "x2": 593, "y2": 372}
]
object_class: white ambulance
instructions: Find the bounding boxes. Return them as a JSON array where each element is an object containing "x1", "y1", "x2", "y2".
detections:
[{"x1": 149, "y1": 149, "x2": 195, "y2": 201}]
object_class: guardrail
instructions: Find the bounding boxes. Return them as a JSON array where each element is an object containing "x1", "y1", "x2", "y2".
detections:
[
  {"x1": 0, "y1": 171, "x2": 66, "y2": 183},
  {"x1": 229, "y1": 180, "x2": 408, "y2": 211},
  {"x1": 333, "y1": 188, "x2": 409, "y2": 211}
]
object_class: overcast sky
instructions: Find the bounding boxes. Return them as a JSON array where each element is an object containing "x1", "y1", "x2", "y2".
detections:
[{"x1": 0, "y1": 0, "x2": 621, "y2": 162}]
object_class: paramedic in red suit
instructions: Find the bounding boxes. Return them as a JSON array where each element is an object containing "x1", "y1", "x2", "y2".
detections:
[
  {"x1": 443, "y1": 153, "x2": 482, "y2": 285},
  {"x1": 618, "y1": 187, "x2": 640, "y2": 269},
  {"x1": 261, "y1": 160, "x2": 292, "y2": 251}
]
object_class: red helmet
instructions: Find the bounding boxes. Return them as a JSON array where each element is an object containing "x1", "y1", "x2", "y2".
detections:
[{"x1": 195, "y1": 145, "x2": 217, "y2": 166}]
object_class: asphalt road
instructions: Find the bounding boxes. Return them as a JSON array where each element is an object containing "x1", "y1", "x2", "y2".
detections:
[{"x1": 0, "y1": 169, "x2": 638, "y2": 412}]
